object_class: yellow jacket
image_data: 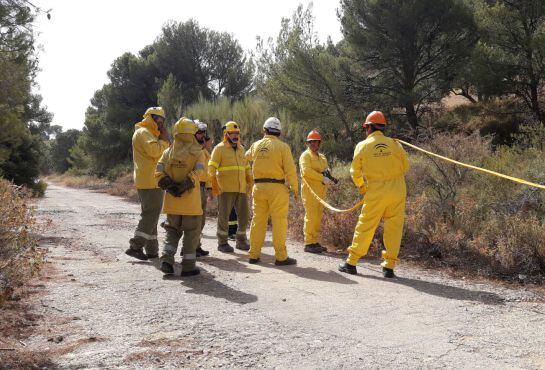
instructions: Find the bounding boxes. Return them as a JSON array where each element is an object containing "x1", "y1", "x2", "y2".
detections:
[
  {"x1": 132, "y1": 124, "x2": 169, "y2": 189},
  {"x1": 155, "y1": 138, "x2": 205, "y2": 216},
  {"x1": 351, "y1": 131, "x2": 409, "y2": 189},
  {"x1": 246, "y1": 135, "x2": 298, "y2": 192},
  {"x1": 199, "y1": 149, "x2": 212, "y2": 188},
  {"x1": 208, "y1": 142, "x2": 252, "y2": 194},
  {"x1": 299, "y1": 149, "x2": 328, "y2": 197}
]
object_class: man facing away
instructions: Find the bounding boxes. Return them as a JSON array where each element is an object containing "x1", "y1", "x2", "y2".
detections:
[
  {"x1": 245, "y1": 117, "x2": 299, "y2": 266},
  {"x1": 338, "y1": 111, "x2": 410, "y2": 278},
  {"x1": 126, "y1": 107, "x2": 170, "y2": 261}
]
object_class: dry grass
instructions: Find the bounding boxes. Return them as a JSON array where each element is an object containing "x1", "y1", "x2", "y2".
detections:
[
  {"x1": 47, "y1": 173, "x2": 138, "y2": 202},
  {"x1": 0, "y1": 180, "x2": 46, "y2": 304}
]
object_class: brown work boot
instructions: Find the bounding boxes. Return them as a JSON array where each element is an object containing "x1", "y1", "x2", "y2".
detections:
[
  {"x1": 218, "y1": 243, "x2": 234, "y2": 253},
  {"x1": 235, "y1": 239, "x2": 250, "y2": 251},
  {"x1": 304, "y1": 244, "x2": 323, "y2": 254},
  {"x1": 338, "y1": 262, "x2": 357, "y2": 275},
  {"x1": 275, "y1": 257, "x2": 297, "y2": 266},
  {"x1": 125, "y1": 248, "x2": 148, "y2": 261},
  {"x1": 382, "y1": 267, "x2": 395, "y2": 278}
]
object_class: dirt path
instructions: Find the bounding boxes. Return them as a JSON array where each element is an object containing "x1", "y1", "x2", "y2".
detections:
[{"x1": 18, "y1": 183, "x2": 545, "y2": 368}]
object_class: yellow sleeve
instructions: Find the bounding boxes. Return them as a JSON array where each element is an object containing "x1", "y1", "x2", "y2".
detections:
[
  {"x1": 154, "y1": 149, "x2": 169, "y2": 182},
  {"x1": 245, "y1": 144, "x2": 254, "y2": 162},
  {"x1": 299, "y1": 151, "x2": 324, "y2": 182},
  {"x1": 350, "y1": 142, "x2": 365, "y2": 188},
  {"x1": 138, "y1": 130, "x2": 169, "y2": 159},
  {"x1": 208, "y1": 145, "x2": 221, "y2": 179},
  {"x1": 283, "y1": 144, "x2": 298, "y2": 191},
  {"x1": 397, "y1": 142, "x2": 410, "y2": 173}
]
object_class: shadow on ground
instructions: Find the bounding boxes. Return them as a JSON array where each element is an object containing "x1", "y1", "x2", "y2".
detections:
[
  {"x1": 361, "y1": 274, "x2": 504, "y2": 305},
  {"x1": 232, "y1": 252, "x2": 358, "y2": 285}
]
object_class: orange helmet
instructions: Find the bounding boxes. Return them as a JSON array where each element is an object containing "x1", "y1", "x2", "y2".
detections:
[
  {"x1": 363, "y1": 111, "x2": 387, "y2": 127},
  {"x1": 306, "y1": 130, "x2": 322, "y2": 142}
]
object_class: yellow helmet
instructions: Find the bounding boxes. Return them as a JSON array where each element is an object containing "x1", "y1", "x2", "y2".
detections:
[
  {"x1": 143, "y1": 106, "x2": 165, "y2": 119},
  {"x1": 223, "y1": 121, "x2": 240, "y2": 134},
  {"x1": 173, "y1": 117, "x2": 197, "y2": 135}
]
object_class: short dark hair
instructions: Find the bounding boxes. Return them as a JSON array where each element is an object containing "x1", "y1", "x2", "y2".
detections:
[
  {"x1": 369, "y1": 124, "x2": 385, "y2": 132},
  {"x1": 265, "y1": 128, "x2": 281, "y2": 136}
]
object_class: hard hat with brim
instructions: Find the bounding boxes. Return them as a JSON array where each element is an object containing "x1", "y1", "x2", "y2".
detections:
[
  {"x1": 306, "y1": 130, "x2": 322, "y2": 141},
  {"x1": 263, "y1": 117, "x2": 282, "y2": 132},
  {"x1": 364, "y1": 111, "x2": 387, "y2": 126},
  {"x1": 174, "y1": 117, "x2": 198, "y2": 135},
  {"x1": 144, "y1": 106, "x2": 165, "y2": 119}
]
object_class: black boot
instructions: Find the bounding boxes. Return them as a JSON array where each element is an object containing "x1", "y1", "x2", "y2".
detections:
[
  {"x1": 181, "y1": 267, "x2": 200, "y2": 277},
  {"x1": 275, "y1": 257, "x2": 297, "y2": 266},
  {"x1": 218, "y1": 243, "x2": 234, "y2": 253},
  {"x1": 382, "y1": 267, "x2": 395, "y2": 278},
  {"x1": 146, "y1": 253, "x2": 159, "y2": 259},
  {"x1": 125, "y1": 248, "x2": 148, "y2": 261},
  {"x1": 338, "y1": 262, "x2": 357, "y2": 275},
  {"x1": 248, "y1": 258, "x2": 260, "y2": 264},
  {"x1": 161, "y1": 261, "x2": 174, "y2": 275},
  {"x1": 304, "y1": 244, "x2": 323, "y2": 254},
  {"x1": 196, "y1": 247, "x2": 209, "y2": 257},
  {"x1": 316, "y1": 243, "x2": 327, "y2": 252},
  {"x1": 235, "y1": 240, "x2": 250, "y2": 251}
]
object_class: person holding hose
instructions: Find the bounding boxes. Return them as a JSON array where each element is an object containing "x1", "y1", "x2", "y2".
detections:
[
  {"x1": 126, "y1": 107, "x2": 170, "y2": 261},
  {"x1": 338, "y1": 111, "x2": 409, "y2": 278},
  {"x1": 299, "y1": 130, "x2": 337, "y2": 254}
]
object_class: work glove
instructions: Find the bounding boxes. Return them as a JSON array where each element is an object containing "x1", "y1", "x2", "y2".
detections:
[
  {"x1": 322, "y1": 169, "x2": 339, "y2": 184},
  {"x1": 358, "y1": 184, "x2": 368, "y2": 196},
  {"x1": 323, "y1": 177, "x2": 335, "y2": 186},
  {"x1": 158, "y1": 175, "x2": 175, "y2": 191}
]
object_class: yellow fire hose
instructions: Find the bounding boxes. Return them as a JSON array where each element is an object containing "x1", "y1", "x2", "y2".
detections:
[{"x1": 302, "y1": 139, "x2": 545, "y2": 213}]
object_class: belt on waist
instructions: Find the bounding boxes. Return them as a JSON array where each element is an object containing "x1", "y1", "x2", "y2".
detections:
[
  {"x1": 200, "y1": 182, "x2": 206, "y2": 187},
  {"x1": 254, "y1": 178, "x2": 285, "y2": 184}
]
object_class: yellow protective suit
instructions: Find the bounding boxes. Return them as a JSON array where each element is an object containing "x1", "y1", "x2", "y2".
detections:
[
  {"x1": 132, "y1": 118, "x2": 170, "y2": 189},
  {"x1": 208, "y1": 142, "x2": 252, "y2": 194},
  {"x1": 347, "y1": 131, "x2": 410, "y2": 269},
  {"x1": 299, "y1": 149, "x2": 328, "y2": 245},
  {"x1": 246, "y1": 135, "x2": 298, "y2": 261},
  {"x1": 155, "y1": 134, "x2": 205, "y2": 216}
]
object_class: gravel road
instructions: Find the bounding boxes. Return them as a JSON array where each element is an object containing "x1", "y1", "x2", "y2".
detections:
[{"x1": 26, "y1": 183, "x2": 545, "y2": 369}]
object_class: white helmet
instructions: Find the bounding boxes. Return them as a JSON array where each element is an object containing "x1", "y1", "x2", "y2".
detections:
[
  {"x1": 263, "y1": 117, "x2": 281, "y2": 133},
  {"x1": 194, "y1": 119, "x2": 207, "y2": 132}
]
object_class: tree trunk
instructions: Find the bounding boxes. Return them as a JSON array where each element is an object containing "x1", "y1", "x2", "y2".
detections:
[
  {"x1": 530, "y1": 83, "x2": 543, "y2": 123},
  {"x1": 405, "y1": 103, "x2": 419, "y2": 135}
]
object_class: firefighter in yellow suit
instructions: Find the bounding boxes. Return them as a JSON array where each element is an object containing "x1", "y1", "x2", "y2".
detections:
[
  {"x1": 126, "y1": 107, "x2": 170, "y2": 261},
  {"x1": 208, "y1": 121, "x2": 252, "y2": 253},
  {"x1": 338, "y1": 111, "x2": 409, "y2": 278},
  {"x1": 155, "y1": 118, "x2": 205, "y2": 276},
  {"x1": 246, "y1": 117, "x2": 298, "y2": 266},
  {"x1": 299, "y1": 130, "x2": 337, "y2": 254}
]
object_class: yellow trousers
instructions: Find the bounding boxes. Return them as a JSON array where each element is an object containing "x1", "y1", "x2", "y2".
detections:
[
  {"x1": 249, "y1": 183, "x2": 289, "y2": 261},
  {"x1": 301, "y1": 185, "x2": 325, "y2": 245},
  {"x1": 347, "y1": 177, "x2": 406, "y2": 269}
]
